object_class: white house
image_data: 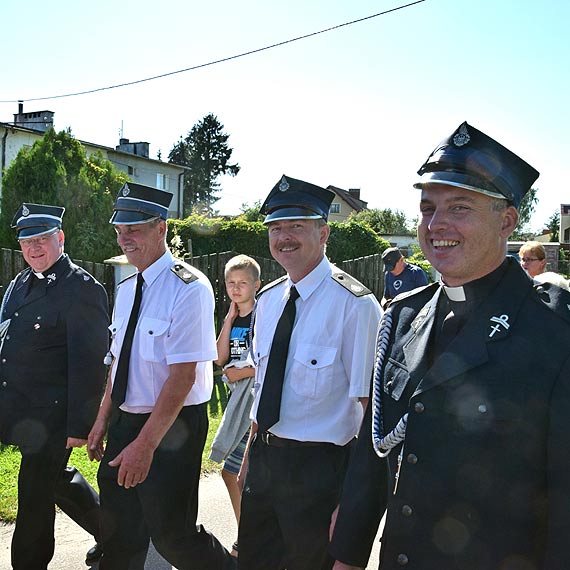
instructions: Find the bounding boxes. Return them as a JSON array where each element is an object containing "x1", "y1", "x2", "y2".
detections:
[{"x1": 0, "y1": 105, "x2": 188, "y2": 218}]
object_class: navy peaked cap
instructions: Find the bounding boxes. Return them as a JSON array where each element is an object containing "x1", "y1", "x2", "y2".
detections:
[
  {"x1": 414, "y1": 121, "x2": 539, "y2": 208},
  {"x1": 261, "y1": 175, "x2": 334, "y2": 224},
  {"x1": 110, "y1": 182, "x2": 173, "y2": 224},
  {"x1": 12, "y1": 203, "x2": 65, "y2": 238},
  {"x1": 382, "y1": 247, "x2": 402, "y2": 271}
]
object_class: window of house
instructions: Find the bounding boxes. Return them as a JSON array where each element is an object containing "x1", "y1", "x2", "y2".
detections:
[
  {"x1": 127, "y1": 165, "x2": 134, "y2": 175},
  {"x1": 156, "y1": 173, "x2": 168, "y2": 190},
  {"x1": 330, "y1": 203, "x2": 341, "y2": 214}
]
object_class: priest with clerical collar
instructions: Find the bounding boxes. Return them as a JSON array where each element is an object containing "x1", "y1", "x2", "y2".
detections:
[
  {"x1": 0, "y1": 202, "x2": 109, "y2": 567},
  {"x1": 330, "y1": 122, "x2": 570, "y2": 570}
]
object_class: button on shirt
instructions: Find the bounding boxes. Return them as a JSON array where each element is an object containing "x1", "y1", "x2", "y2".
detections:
[
  {"x1": 109, "y1": 251, "x2": 217, "y2": 413},
  {"x1": 252, "y1": 256, "x2": 381, "y2": 445}
]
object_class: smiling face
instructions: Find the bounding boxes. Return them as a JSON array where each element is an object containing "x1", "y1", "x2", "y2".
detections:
[
  {"x1": 20, "y1": 229, "x2": 64, "y2": 273},
  {"x1": 418, "y1": 185, "x2": 518, "y2": 286},
  {"x1": 267, "y1": 218, "x2": 330, "y2": 282},
  {"x1": 114, "y1": 219, "x2": 167, "y2": 272}
]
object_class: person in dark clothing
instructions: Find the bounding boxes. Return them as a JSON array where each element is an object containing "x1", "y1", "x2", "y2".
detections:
[
  {"x1": 381, "y1": 247, "x2": 428, "y2": 309},
  {"x1": 0, "y1": 203, "x2": 108, "y2": 569},
  {"x1": 330, "y1": 121, "x2": 570, "y2": 570}
]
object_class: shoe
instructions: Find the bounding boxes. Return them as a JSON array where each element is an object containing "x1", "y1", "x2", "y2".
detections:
[
  {"x1": 85, "y1": 542, "x2": 103, "y2": 563},
  {"x1": 231, "y1": 541, "x2": 238, "y2": 558}
]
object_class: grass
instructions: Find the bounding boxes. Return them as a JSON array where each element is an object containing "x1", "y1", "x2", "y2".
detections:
[{"x1": 0, "y1": 377, "x2": 229, "y2": 523}]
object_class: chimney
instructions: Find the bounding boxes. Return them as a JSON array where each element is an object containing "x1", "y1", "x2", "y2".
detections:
[
  {"x1": 18, "y1": 101, "x2": 24, "y2": 114},
  {"x1": 348, "y1": 188, "x2": 361, "y2": 200}
]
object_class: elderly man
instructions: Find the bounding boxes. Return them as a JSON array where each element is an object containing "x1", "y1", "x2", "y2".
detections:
[
  {"x1": 237, "y1": 175, "x2": 381, "y2": 570},
  {"x1": 0, "y1": 203, "x2": 108, "y2": 569},
  {"x1": 88, "y1": 182, "x2": 236, "y2": 570},
  {"x1": 330, "y1": 122, "x2": 570, "y2": 569}
]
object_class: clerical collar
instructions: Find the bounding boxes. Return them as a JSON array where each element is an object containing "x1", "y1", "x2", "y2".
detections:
[
  {"x1": 442, "y1": 284, "x2": 466, "y2": 302},
  {"x1": 441, "y1": 258, "x2": 510, "y2": 306},
  {"x1": 32, "y1": 253, "x2": 65, "y2": 280}
]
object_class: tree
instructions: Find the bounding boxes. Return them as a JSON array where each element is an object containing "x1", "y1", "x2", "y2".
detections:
[
  {"x1": 545, "y1": 210, "x2": 560, "y2": 242},
  {"x1": 168, "y1": 113, "x2": 240, "y2": 216},
  {"x1": 348, "y1": 208, "x2": 415, "y2": 236},
  {"x1": 511, "y1": 187, "x2": 538, "y2": 240},
  {"x1": 0, "y1": 128, "x2": 128, "y2": 262}
]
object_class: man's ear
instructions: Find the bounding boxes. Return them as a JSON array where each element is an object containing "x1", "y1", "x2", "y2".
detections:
[{"x1": 501, "y1": 205, "x2": 519, "y2": 237}]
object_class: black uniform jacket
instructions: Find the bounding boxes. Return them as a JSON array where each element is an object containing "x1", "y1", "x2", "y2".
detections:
[
  {"x1": 0, "y1": 254, "x2": 109, "y2": 447},
  {"x1": 330, "y1": 259, "x2": 570, "y2": 570}
]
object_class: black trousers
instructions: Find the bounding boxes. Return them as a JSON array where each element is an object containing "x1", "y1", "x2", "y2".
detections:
[
  {"x1": 98, "y1": 404, "x2": 235, "y2": 570},
  {"x1": 11, "y1": 433, "x2": 100, "y2": 570},
  {"x1": 238, "y1": 437, "x2": 350, "y2": 570}
]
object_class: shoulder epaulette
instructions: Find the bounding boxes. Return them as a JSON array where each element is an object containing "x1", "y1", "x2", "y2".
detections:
[
  {"x1": 391, "y1": 281, "x2": 438, "y2": 305},
  {"x1": 533, "y1": 281, "x2": 570, "y2": 325},
  {"x1": 330, "y1": 269, "x2": 371, "y2": 297},
  {"x1": 257, "y1": 275, "x2": 287, "y2": 298},
  {"x1": 118, "y1": 272, "x2": 137, "y2": 286},
  {"x1": 171, "y1": 261, "x2": 199, "y2": 284}
]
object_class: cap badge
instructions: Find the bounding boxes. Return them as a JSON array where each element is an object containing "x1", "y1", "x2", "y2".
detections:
[
  {"x1": 278, "y1": 176, "x2": 290, "y2": 192},
  {"x1": 453, "y1": 123, "x2": 471, "y2": 147},
  {"x1": 22, "y1": 205, "x2": 30, "y2": 217},
  {"x1": 122, "y1": 184, "x2": 130, "y2": 197},
  {"x1": 489, "y1": 314, "x2": 509, "y2": 338}
]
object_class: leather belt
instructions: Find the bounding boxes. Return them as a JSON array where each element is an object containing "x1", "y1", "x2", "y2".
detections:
[{"x1": 259, "y1": 432, "x2": 331, "y2": 447}]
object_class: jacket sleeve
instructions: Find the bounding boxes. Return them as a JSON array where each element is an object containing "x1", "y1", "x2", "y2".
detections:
[
  {"x1": 329, "y1": 393, "x2": 390, "y2": 567},
  {"x1": 65, "y1": 279, "x2": 109, "y2": 439}
]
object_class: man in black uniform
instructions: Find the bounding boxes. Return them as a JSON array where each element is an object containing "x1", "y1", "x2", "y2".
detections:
[
  {"x1": 0, "y1": 204, "x2": 109, "y2": 569},
  {"x1": 330, "y1": 122, "x2": 570, "y2": 569}
]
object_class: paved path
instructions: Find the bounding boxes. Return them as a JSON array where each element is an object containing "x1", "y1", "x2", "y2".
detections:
[{"x1": 0, "y1": 473, "x2": 380, "y2": 569}]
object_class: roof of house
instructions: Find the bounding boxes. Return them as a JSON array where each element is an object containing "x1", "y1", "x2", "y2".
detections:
[
  {"x1": 326, "y1": 185, "x2": 368, "y2": 211},
  {"x1": 0, "y1": 121, "x2": 190, "y2": 171}
]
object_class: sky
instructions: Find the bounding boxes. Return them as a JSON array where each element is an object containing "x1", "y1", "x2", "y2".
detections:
[{"x1": 1, "y1": 0, "x2": 568, "y2": 232}]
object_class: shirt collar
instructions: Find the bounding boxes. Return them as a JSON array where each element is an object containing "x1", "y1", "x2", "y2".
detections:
[
  {"x1": 288, "y1": 256, "x2": 330, "y2": 301},
  {"x1": 140, "y1": 250, "x2": 174, "y2": 287}
]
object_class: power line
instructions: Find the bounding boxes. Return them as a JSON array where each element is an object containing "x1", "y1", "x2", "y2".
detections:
[{"x1": 1, "y1": 1, "x2": 425, "y2": 104}]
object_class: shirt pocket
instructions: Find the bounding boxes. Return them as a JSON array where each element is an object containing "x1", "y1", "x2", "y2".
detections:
[
  {"x1": 290, "y1": 344, "x2": 337, "y2": 399},
  {"x1": 139, "y1": 317, "x2": 170, "y2": 362},
  {"x1": 23, "y1": 310, "x2": 59, "y2": 351}
]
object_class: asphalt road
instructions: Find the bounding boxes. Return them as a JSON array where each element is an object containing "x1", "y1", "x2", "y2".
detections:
[{"x1": 0, "y1": 473, "x2": 381, "y2": 569}]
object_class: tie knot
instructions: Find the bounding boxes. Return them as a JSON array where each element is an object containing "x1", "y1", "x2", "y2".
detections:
[
  {"x1": 137, "y1": 273, "x2": 145, "y2": 287},
  {"x1": 289, "y1": 286, "x2": 299, "y2": 301}
]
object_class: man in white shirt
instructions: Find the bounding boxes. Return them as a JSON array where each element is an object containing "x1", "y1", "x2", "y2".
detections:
[
  {"x1": 88, "y1": 182, "x2": 236, "y2": 570},
  {"x1": 237, "y1": 175, "x2": 381, "y2": 570}
]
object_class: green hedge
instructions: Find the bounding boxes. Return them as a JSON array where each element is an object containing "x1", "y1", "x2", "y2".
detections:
[{"x1": 167, "y1": 215, "x2": 389, "y2": 262}]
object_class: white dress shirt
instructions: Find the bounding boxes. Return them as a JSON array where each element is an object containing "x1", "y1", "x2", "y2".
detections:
[
  {"x1": 109, "y1": 250, "x2": 217, "y2": 412},
  {"x1": 252, "y1": 256, "x2": 382, "y2": 445}
]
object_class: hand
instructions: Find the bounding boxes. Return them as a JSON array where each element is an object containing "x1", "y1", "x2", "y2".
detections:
[
  {"x1": 237, "y1": 452, "x2": 249, "y2": 493},
  {"x1": 66, "y1": 437, "x2": 87, "y2": 449},
  {"x1": 108, "y1": 438, "x2": 155, "y2": 488},
  {"x1": 224, "y1": 366, "x2": 253, "y2": 383},
  {"x1": 87, "y1": 417, "x2": 108, "y2": 462},
  {"x1": 225, "y1": 302, "x2": 238, "y2": 324}
]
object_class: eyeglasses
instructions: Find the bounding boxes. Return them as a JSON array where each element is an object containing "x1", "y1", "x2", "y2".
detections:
[
  {"x1": 520, "y1": 257, "x2": 543, "y2": 263},
  {"x1": 19, "y1": 230, "x2": 59, "y2": 248}
]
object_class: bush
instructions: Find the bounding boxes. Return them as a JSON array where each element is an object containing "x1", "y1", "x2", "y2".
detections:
[
  {"x1": 327, "y1": 221, "x2": 390, "y2": 262},
  {"x1": 168, "y1": 216, "x2": 387, "y2": 263}
]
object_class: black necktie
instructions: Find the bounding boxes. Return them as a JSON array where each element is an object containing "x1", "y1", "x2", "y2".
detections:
[
  {"x1": 257, "y1": 286, "x2": 300, "y2": 433},
  {"x1": 111, "y1": 273, "x2": 144, "y2": 408}
]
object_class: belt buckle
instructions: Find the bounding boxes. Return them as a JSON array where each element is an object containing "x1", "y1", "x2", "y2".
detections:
[{"x1": 261, "y1": 432, "x2": 271, "y2": 445}]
